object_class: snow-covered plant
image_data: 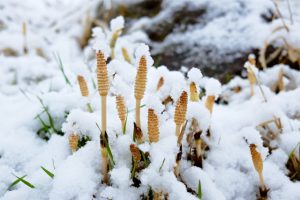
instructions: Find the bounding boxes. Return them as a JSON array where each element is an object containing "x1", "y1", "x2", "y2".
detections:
[
  {"x1": 188, "y1": 67, "x2": 203, "y2": 102},
  {"x1": 68, "y1": 133, "x2": 79, "y2": 153},
  {"x1": 77, "y1": 75, "x2": 93, "y2": 112},
  {"x1": 96, "y1": 50, "x2": 110, "y2": 183},
  {"x1": 250, "y1": 144, "x2": 268, "y2": 199},
  {"x1": 286, "y1": 142, "x2": 300, "y2": 181},
  {"x1": 148, "y1": 108, "x2": 159, "y2": 143},
  {"x1": 115, "y1": 95, "x2": 127, "y2": 134},
  {"x1": 174, "y1": 91, "x2": 188, "y2": 177},
  {"x1": 110, "y1": 16, "x2": 124, "y2": 59},
  {"x1": 174, "y1": 91, "x2": 188, "y2": 137},
  {"x1": 204, "y1": 78, "x2": 221, "y2": 114},
  {"x1": 244, "y1": 54, "x2": 258, "y2": 96},
  {"x1": 134, "y1": 55, "x2": 147, "y2": 132}
]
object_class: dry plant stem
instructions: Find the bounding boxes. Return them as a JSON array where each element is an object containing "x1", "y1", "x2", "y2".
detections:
[
  {"x1": 156, "y1": 77, "x2": 164, "y2": 91},
  {"x1": 287, "y1": 0, "x2": 294, "y2": 24},
  {"x1": 272, "y1": 0, "x2": 289, "y2": 32},
  {"x1": 195, "y1": 138, "x2": 202, "y2": 158},
  {"x1": 278, "y1": 69, "x2": 284, "y2": 91},
  {"x1": 122, "y1": 47, "x2": 131, "y2": 63},
  {"x1": 134, "y1": 122, "x2": 144, "y2": 144},
  {"x1": 110, "y1": 30, "x2": 122, "y2": 59},
  {"x1": 248, "y1": 71, "x2": 256, "y2": 96},
  {"x1": 22, "y1": 22, "x2": 28, "y2": 54},
  {"x1": 101, "y1": 145, "x2": 109, "y2": 183},
  {"x1": 205, "y1": 95, "x2": 215, "y2": 113}
]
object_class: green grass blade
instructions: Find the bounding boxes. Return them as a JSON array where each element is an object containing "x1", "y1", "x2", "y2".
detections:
[
  {"x1": 37, "y1": 96, "x2": 58, "y2": 132},
  {"x1": 198, "y1": 180, "x2": 202, "y2": 199},
  {"x1": 130, "y1": 162, "x2": 136, "y2": 179},
  {"x1": 95, "y1": 123, "x2": 115, "y2": 167},
  {"x1": 53, "y1": 52, "x2": 71, "y2": 85},
  {"x1": 159, "y1": 158, "x2": 165, "y2": 172},
  {"x1": 87, "y1": 103, "x2": 93, "y2": 113},
  {"x1": 7, "y1": 175, "x2": 27, "y2": 190},
  {"x1": 41, "y1": 166, "x2": 54, "y2": 178},
  {"x1": 13, "y1": 174, "x2": 35, "y2": 189},
  {"x1": 289, "y1": 141, "x2": 300, "y2": 159},
  {"x1": 140, "y1": 150, "x2": 150, "y2": 167},
  {"x1": 106, "y1": 141, "x2": 115, "y2": 167}
]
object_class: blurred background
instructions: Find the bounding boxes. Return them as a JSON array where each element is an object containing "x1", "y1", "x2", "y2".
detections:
[{"x1": 0, "y1": 0, "x2": 299, "y2": 82}]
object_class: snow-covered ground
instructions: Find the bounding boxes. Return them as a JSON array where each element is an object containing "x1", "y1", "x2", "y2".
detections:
[{"x1": 0, "y1": 0, "x2": 300, "y2": 200}]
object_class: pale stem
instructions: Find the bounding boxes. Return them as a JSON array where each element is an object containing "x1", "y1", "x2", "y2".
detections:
[
  {"x1": 176, "y1": 124, "x2": 181, "y2": 137},
  {"x1": 259, "y1": 172, "x2": 265, "y2": 191},
  {"x1": 101, "y1": 96, "x2": 107, "y2": 134},
  {"x1": 136, "y1": 99, "x2": 141, "y2": 128}
]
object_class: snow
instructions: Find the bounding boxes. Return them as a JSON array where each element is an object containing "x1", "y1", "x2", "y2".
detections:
[
  {"x1": 205, "y1": 78, "x2": 222, "y2": 96},
  {"x1": 1, "y1": 0, "x2": 300, "y2": 200},
  {"x1": 134, "y1": 43, "x2": 154, "y2": 69},
  {"x1": 92, "y1": 27, "x2": 111, "y2": 57},
  {"x1": 110, "y1": 16, "x2": 125, "y2": 33},
  {"x1": 187, "y1": 68, "x2": 203, "y2": 84}
]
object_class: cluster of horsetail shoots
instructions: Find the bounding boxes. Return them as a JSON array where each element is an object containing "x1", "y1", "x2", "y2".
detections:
[
  {"x1": 116, "y1": 95, "x2": 126, "y2": 133},
  {"x1": 97, "y1": 50, "x2": 110, "y2": 183},
  {"x1": 148, "y1": 109, "x2": 159, "y2": 143},
  {"x1": 134, "y1": 56, "x2": 147, "y2": 130},
  {"x1": 77, "y1": 75, "x2": 93, "y2": 112}
]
